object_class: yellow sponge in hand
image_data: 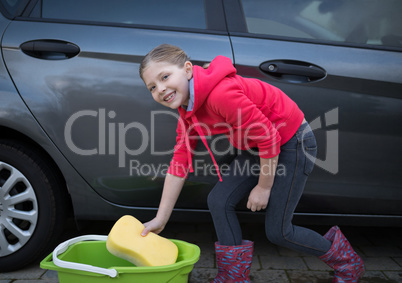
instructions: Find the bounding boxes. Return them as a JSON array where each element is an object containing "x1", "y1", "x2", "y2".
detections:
[{"x1": 106, "y1": 215, "x2": 178, "y2": 267}]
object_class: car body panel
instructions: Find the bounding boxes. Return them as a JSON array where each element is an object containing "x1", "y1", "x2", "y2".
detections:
[
  {"x1": 1, "y1": 19, "x2": 233, "y2": 208},
  {"x1": 223, "y1": 0, "x2": 402, "y2": 216},
  {"x1": 0, "y1": 15, "x2": 108, "y2": 222}
]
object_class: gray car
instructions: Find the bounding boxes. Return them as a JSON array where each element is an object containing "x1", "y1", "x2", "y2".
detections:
[{"x1": 0, "y1": 0, "x2": 401, "y2": 272}]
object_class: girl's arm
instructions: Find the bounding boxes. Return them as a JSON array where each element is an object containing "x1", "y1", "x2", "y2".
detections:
[
  {"x1": 247, "y1": 155, "x2": 278, "y2": 212},
  {"x1": 258, "y1": 155, "x2": 278, "y2": 188},
  {"x1": 141, "y1": 173, "x2": 186, "y2": 236}
]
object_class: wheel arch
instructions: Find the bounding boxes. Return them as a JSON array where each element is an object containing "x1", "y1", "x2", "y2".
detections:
[{"x1": 0, "y1": 125, "x2": 74, "y2": 217}]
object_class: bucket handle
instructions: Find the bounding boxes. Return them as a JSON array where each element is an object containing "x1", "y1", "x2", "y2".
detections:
[{"x1": 52, "y1": 235, "x2": 118, "y2": 278}]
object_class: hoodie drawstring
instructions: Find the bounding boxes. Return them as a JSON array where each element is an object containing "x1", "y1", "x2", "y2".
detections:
[
  {"x1": 186, "y1": 115, "x2": 222, "y2": 182},
  {"x1": 184, "y1": 129, "x2": 194, "y2": 174}
]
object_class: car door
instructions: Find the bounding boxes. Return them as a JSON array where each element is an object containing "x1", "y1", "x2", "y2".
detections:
[
  {"x1": 224, "y1": 0, "x2": 402, "y2": 219},
  {"x1": 1, "y1": 0, "x2": 232, "y2": 208}
]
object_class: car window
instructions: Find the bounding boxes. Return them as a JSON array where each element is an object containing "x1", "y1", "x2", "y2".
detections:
[
  {"x1": 41, "y1": 0, "x2": 207, "y2": 29},
  {"x1": 0, "y1": 0, "x2": 27, "y2": 17},
  {"x1": 240, "y1": 0, "x2": 402, "y2": 48}
]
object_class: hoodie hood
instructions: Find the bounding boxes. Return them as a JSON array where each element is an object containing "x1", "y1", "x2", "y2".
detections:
[
  {"x1": 182, "y1": 56, "x2": 236, "y2": 119},
  {"x1": 174, "y1": 56, "x2": 235, "y2": 181}
]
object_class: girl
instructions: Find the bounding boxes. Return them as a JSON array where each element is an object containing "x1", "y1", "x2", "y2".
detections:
[{"x1": 139, "y1": 44, "x2": 365, "y2": 283}]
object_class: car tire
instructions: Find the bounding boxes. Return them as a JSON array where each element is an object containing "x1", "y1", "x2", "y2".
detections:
[{"x1": 0, "y1": 140, "x2": 67, "y2": 271}]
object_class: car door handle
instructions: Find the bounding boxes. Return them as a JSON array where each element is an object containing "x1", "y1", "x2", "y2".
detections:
[
  {"x1": 260, "y1": 60, "x2": 326, "y2": 83},
  {"x1": 20, "y1": 40, "x2": 80, "y2": 60}
]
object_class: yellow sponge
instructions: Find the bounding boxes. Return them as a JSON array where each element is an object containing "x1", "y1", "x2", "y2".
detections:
[{"x1": 106, "y1": 215, "x2": 178, "y2": 267}]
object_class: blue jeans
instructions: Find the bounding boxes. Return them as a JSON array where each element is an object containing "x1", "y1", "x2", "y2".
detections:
[{"x1": 207, "y1": 122, "x2": 332, "y2": 256}]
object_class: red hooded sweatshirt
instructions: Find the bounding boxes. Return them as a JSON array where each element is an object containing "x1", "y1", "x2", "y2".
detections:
[{"x1": 167, "y1": 56, "x2": 304, "y2": 181}]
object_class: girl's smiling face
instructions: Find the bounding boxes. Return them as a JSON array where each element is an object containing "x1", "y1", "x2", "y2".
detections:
[{"x1": 142, "y1": 60, "x2": 193, "y2": 109}]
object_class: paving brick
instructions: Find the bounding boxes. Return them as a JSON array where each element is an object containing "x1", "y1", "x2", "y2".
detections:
[
  {"x1": 189, "y1": 268, "x2": 218, "y2": 283},
  {"x1": 0, "y1": 264, "x2": 44, "y2": 280},
  {"x1": 250, "y1": 269, "x2": 290, "y2": 283},
  {"x1": 289, "y1": 270, "x2": 397, "y2": 283},
  {"x1": 277, "y1": 246, "x2": 307, "y2": 257},
  {"x1": 247, "y1": 256, "x2": 260, "y2": 271},
  {"x1": 363, "y1": 256, "x2": 402, "y2": 271},
  {"x1": 287, "y1": 270, "x2": 332, "y2": 282},
  {"x1": 383, "y1": 271, "x2": 402, "y2": 282},
  {"x1": 393, "y1": 257, "x2": 402, "y2": 268},
  {"x1": 260, "y1": 255, "x2": 307, "y2": 270},
  {"x1": 303, "y1": 256, "x2": 332, "y2": 271},
  {"x1": 191, "y1": 267, "x2": 290, "y2": 283},
  {"x1": 40, "y1": 270, "x2": 59, "y2": 280},
  {"x1": 359, "y1": 271, "x2": 391, "y2": 282}
]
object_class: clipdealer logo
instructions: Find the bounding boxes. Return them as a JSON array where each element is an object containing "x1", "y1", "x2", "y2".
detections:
[
  {"x1": 303, "y1": 107, "x2": 339, "y2": 174},
  {"x1": 64, "y1": 107, "x2": 339, "y2": 177},
  {"x1": 64, "y1": 109, "x2": 178, "y2": 168}
]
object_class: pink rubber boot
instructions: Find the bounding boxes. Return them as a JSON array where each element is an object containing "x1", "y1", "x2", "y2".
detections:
[
  {"x1": 319, "y1": 226, "x2": 365, "y2": 282},
  {"x1": 212, "y1": 240, "x2": 253, "y2": 283}
]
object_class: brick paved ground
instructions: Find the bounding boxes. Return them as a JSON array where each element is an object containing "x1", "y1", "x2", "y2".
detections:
[{"x1": 1, "y1": 221, "x2": 401, "y2": 282}]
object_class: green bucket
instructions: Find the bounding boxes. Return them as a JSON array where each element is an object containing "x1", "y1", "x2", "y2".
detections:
[{"x1": 40, "y1": 235, "x2": 200, "y2": 283}]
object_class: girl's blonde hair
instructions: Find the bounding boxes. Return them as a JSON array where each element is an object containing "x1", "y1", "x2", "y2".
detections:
[{"x1": 139, "y1": 44, "x2": 190, "y2": 80}]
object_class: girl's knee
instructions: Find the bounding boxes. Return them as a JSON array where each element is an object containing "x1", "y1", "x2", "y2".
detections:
[
  {"x1": 207, "y1": 190, "x2": 234, "y2": 214},
  {"x1": 207, "y1": 191, "x2": 221, "y2": 211},
  {"x1": 266, "y1": 227, "x2": 288, "y2": 247}
]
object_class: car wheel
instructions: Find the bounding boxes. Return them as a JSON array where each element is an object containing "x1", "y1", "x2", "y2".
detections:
[{"x1": 0, "y1": 140, "x2": 67, "y2": 271}]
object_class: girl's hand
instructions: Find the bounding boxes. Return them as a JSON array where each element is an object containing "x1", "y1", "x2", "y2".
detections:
[
  {"x1": 141, "y1": 217, "x2": 166, "y2": 236},
  {"x1": 247, "y1": 184, "x2": 272, "y2": 212}
]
